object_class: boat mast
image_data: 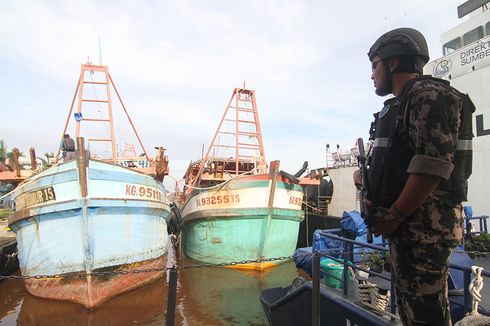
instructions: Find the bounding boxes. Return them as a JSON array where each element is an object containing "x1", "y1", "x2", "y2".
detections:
[
  {"x1": 56, "y1": 64, "x2": 149, "y2": 164},
  {"x1": 193, "y1": 86, "x2": 266, "y2": 184}
]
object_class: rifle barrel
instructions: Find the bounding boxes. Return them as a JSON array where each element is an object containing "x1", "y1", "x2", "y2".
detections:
[{"x1": 357, "y1": 138, "x2": 373, "y2": 243}]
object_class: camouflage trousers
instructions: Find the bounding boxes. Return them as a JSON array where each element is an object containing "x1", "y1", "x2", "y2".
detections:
[{"x1": 389, "y1": 238, "x2": 455, "y2": 326}]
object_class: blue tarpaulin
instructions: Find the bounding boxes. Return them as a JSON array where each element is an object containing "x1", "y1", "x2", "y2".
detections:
[
  {"x1": 340, "y1": 210, "x2": 367, "y2": 237},
  {"x1": 295, "y1": 210, "x2": 386, "y2": 276}
]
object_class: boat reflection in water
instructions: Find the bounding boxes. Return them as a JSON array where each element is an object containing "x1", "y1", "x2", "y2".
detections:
[
  {"x1": 17, "y1": 277, "x2": 168, "y2": 326},
  {"x1": 177, "y1": 257, "x2": 303, "y2": 325},
  {"x1": 1, "y1": 260, "x2": 303, "y2": 325},
  {"x1": 0, "y1": 277, "x2": 24, "y2": 325}
]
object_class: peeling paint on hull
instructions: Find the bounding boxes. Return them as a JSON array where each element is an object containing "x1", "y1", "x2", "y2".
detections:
[
  {"x1": 181, "y1": 176, "x2": 304, "y2": 270},
  {"x1": 8, "y1": 160, "x2": 171, "y2": 308},
  {"x1": 24, "y1": 255, "x2": 167, "y2": 308}
]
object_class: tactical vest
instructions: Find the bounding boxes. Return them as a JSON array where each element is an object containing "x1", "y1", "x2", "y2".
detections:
[
  {"x1": 367, "y1": 76, "x2": 475, "y2": 207},
  {"x1": 367, "y1": 97, "x2": 412, "y2": 207}
]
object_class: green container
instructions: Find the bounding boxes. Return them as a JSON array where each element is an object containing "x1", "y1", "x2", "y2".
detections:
[{"x1": 320, "y1": 258, "x2": 349, "y2": 289}]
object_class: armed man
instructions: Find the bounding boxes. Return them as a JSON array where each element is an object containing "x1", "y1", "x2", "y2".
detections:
[{"x1": 356, "y1": 28, "x2": 475, "y2": 325}]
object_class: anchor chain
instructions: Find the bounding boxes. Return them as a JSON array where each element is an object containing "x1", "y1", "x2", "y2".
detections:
[{"x1": 0, "y1": 254, "x2": 303, "y2": 280}]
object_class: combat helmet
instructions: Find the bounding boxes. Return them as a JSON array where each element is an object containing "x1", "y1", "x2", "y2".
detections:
[{"x1": 368, "y1": 27, "x2": 429, "y2": 64}]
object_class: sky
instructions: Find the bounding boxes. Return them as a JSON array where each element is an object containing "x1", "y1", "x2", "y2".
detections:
[{"x1": 0, "y1": 0, "x2": 467, "y2": 190}]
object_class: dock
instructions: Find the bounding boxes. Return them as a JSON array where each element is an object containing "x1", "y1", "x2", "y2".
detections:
[{"x1": 0, "y1": 215, "x2": 18, "y2": 276}]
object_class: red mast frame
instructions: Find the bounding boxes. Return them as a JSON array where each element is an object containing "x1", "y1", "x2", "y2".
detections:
[{"x1": 192, "y1": 87, "x2": 266, "y2": 185}]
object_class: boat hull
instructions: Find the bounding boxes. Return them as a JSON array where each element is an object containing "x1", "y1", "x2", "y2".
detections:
[
  {"x1": 8, "y1": 159, "x2": 171, "y2": 308},
  {"x1": 181, "y1": 175, "x2": 304, "y2": 270},
  {"x1": 24, "y1": 255, "x2": 166, "y2": 308}
]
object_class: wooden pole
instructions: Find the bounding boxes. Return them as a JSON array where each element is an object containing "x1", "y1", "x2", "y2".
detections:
[
  {"x1": 12, "y1": 148, "x2": 20, "y2": 177},
  {"x1": 76, "y1": 138, "x2": 88, "y2": 197},
  {"x1": 29, "y1": 147, "x2": 37, "y2": 171}
]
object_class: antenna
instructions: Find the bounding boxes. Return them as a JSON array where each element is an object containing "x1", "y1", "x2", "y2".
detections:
[{"x1": 98, "y1": 35, "x2": 103, "y2": 65}]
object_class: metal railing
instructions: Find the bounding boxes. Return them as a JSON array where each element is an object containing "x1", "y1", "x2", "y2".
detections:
[
  {"x1": 310, "y1": 230, "x2": 490, "y2": 325},
  {"x1": 2, "y1": 229, "x2": 490, "y2": 325}
]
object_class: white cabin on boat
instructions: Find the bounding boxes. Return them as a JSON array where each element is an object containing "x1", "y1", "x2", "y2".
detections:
[{"x1": 424, "y1": 0, "x2": 490, "y2": 217}]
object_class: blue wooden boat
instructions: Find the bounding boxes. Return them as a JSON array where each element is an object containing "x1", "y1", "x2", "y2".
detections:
[
  {"x1": 8, "y1": 150, "x2": 170, "y2": 307},
  {"x1": 5, "y1": 63, "x2": 171, "y2": 308}
]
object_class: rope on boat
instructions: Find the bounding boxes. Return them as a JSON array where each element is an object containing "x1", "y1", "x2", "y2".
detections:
[
  {"x1": 358, "y1": 281, "x2": 391, "y2": 311},
  {"x1": 302, "y1": 201, "x2": 324, "y2": 212},
  {"x1": 455, "y1": 266, "x2": 490, "y2": 326},
  {"x1": 470, "y1": 266, "x2": 484, "y2": 315},
  {"x1": 353, "y1": 270, "x2": 398, "y2": 320},
  {"x1": 360, "y1": 299, "x2": 398, "y2": 320},
  {"x1": 167, "y1": 170, "x2": 254, "y2": 191}
]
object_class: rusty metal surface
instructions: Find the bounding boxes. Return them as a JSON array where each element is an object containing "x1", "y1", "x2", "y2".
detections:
[{"x1": 23, "y1": 255, "x2": 167, "y2": 308}]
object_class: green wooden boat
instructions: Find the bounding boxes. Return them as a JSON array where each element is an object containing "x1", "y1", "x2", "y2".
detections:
[{"x1": 180, "y1": 87, "x2": 306, "y2": 270}]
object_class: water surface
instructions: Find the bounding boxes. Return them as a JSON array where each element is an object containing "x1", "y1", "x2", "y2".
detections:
[{"x1": 0, "y1": 258, "x2": 303, "y2": 326}]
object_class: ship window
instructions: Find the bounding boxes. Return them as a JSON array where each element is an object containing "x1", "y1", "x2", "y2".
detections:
[
  {"x1": 463, "y1": 26, "x2": 484, "y2": 46},
  {"x1": 486, "y1": 22, "x2": 490, "y2": 36},
  {"x1": 443, "y1": 37, "x2": 462, "y2": 55}
]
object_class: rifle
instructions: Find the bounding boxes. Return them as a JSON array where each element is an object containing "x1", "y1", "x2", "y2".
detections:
[{"x1": 356, "y1": 138, "x2": 374, "y2": 243}]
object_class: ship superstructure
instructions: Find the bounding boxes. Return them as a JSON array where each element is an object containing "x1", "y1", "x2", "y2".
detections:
[{"x1": 424, "y1": 0, "x2": 490, "y2": 216}]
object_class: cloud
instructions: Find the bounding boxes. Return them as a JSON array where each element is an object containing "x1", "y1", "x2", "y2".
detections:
[{"x1": 0, "y1": 0, "x2": 466, "y2": 190}]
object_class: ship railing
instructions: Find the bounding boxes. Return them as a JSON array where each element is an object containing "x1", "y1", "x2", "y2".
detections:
[{"x1": 311, "y1": 230, "x2": 490, "y2": 322}]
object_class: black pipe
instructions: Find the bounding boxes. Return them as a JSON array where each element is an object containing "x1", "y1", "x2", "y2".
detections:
[
  {"x1": 279, "y1": 170, "x2": 300, "y2": 184},
  {"x1": 463, "y1": 269, "x2": 471, "y2": 316},
  {"x1": 166, "y1": 265, "x2": 178, "y2": 326},
  {"x1": 294, "y1": 161, "x2": 308, "y2": 177},
  {"x1": 319, "y1": 231, "x2": 389, "y2": 252},
  {"x1": 312, "y1": 250, "x2": 320, "y2": 326},
  {"x1": 343, "y1": 241, "x2": 350, "y2": 297}
]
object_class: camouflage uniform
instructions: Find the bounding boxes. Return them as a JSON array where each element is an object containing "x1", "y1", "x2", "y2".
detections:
[{"x1": 371, "y1": 76, "x2": 470, "y2": 325}]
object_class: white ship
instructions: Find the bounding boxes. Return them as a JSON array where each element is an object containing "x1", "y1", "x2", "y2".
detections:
[
  {"x1": 424, "y1": 0, "x2": 490, "y2": 217},
  {"x1": 324, "y1": 0, "x2": 490, "y2": 222}
]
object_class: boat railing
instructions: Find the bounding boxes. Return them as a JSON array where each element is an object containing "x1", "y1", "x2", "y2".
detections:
[
  {"x1": 311, "y1": 230, "x2": 490, "y2": 321},
  {"x1": 466, "y1": 215, "x2": 489, "y2": 235}
]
